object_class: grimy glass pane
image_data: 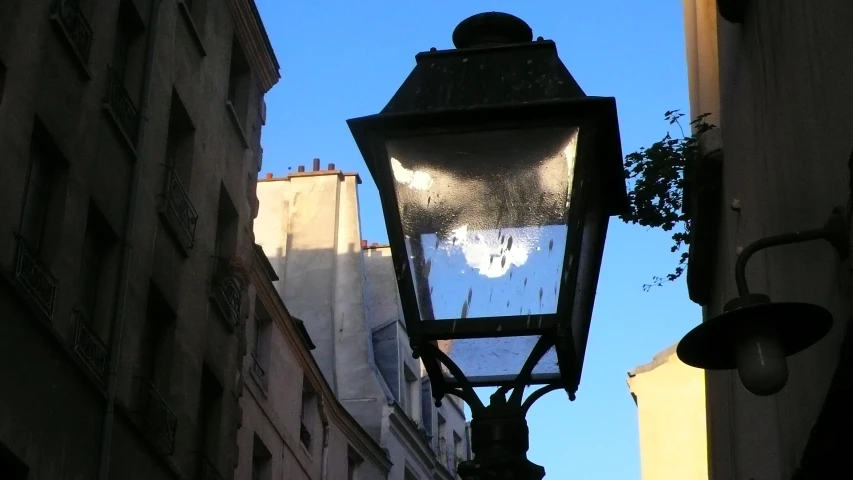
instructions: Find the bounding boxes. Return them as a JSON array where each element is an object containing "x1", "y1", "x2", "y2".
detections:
[
  {"x1": 387, "y1": 127, "x2": 579, "y2": 321},
  {"x1": 438, "y1": 336, "x2": 560, "y2": 385}
]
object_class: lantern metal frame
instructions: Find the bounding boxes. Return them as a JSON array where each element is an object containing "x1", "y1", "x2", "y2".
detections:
[{"x1": 347, "y1": 12, "x2": 629, "y2": 479}]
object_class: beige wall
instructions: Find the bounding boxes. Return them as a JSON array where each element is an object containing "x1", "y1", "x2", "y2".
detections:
[
  {"x1": 235, "y1": 250, "x2": 391, "y2": 480},
  {"x1": 628, "y1": 346, "x2": 708, "y2": 480},
  {"x1": 682, "y1": 1, "x2": 853, "y2": 478},
  {"x1": 255, "y1": 165, "x2": 469, "y2": 479}
]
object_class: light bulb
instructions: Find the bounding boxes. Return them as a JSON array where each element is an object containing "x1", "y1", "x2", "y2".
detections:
[{"x1": 734, "y1": 331, "x2": 788, "y2": 396}]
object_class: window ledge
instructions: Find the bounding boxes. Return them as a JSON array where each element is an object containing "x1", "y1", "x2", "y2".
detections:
[
  {"x1": 225, "y1": 101, "x2": 251, "y2": 149},
  {"x1": 177, "y1": 0, "x2": 207, "y2": 57},
  {"x1": 102, "y1": 103, "x2": 138, "y2": 159}
]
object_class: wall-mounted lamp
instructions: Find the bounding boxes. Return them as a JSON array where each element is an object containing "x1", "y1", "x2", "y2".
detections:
[
  {"x1": 677, "y1": 207, "x2": 848, "y2": 396},
  {"x1": 717, "y1": 0, "x2": 749, "y2": 23}
]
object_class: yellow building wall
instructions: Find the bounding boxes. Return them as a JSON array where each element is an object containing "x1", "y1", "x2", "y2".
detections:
[{"x1": 628, "y1": 346, "x2": 708, "y2": 480}]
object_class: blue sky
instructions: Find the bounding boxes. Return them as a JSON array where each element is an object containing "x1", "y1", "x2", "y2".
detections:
[{"x1": 255, "y1": 1, "x2": 701, "y2": 478}]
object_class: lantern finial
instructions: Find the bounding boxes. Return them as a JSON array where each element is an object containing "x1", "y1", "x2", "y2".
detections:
[{"x1": 452, "y1": 12, "x2": 533, "y2": 49}]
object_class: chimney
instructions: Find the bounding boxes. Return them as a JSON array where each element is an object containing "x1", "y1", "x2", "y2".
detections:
[
  {"x1": 312, "y1": 158, "x2": 321, "y2": 171},
  {"x1": 264, "y1": 172, "x2": 273, "y2": 179},
  {"x1": 372, "y1": 242, "x2": 379, "y2": 247},
  {"x1": 361, "y1": 240, "x2": 368, "y2": 248},
  {"x1": 328, "y1": 163, "x2": 335, "y2": 170},
  {"x1": 297, "y1": 165, "x2": 305, "y2": 173}
]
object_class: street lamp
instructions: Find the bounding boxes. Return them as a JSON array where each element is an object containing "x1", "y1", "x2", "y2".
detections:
[{"x1": 348, "y1": 12, "x2": 627, "y2": 479}]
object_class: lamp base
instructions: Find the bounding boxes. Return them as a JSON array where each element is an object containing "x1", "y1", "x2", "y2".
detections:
[
  {"x1": 457, "y1": 392, "x2": 546, "y2": 479},
  {"x1": 458, "y1": 458, "x2": 545, "y2": 480}
]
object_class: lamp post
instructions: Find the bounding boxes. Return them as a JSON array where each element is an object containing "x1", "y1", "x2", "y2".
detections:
[{"x1": 348, "y1": 12, "x2": 628, "y2": 479}]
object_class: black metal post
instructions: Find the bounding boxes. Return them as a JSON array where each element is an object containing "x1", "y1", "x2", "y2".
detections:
[{"x1": 457, "y1": 392, "x2": 545, "y2": 480}]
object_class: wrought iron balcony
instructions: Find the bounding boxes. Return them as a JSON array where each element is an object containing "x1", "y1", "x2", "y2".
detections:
[
  {"x1": 249, "y1": 351, "x2": 267, "y2": 389},
  {"x1": 211, "y1": 257, "x2": 243, "y2": 328},
  {"x1": 73, "y1": 311, "x2": 108, "y2": 381},
  {"x1": 138, "y1": 379, "x2": 178, "y2": 454},
  {"x1": 51, "y1": 0, "x2": 93, "y2": 64},
  {"x1": 161, "y1": 167, "x2": 198, "y2": 249},
  {"x1": 14, "y1": 238, "x2": 57, "y2": 320},
  {"x1": 300, "y1": 422, "x2": 312, "y2": 449},
  {"x1": 198, "y1": 456, "x2": 224, "y2": 480},
  {"x1": 105, "y1": 67, "x2": 139, "y2": 142}
]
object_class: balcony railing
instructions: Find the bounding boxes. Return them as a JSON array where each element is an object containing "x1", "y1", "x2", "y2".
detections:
[
  {"x1": 138, "y1": 379, "x2": 178, "y2": 454},
  {"x1": 105, "y1": 67, "x2": 139, "y2": 141},
  {"x1": 14, "y1": 238, "x2": 57, "y2": 319},
  {"x1": 211, "y1": 258, "x2": 243, "y2": 328},
  {"x1": 162, "y1": 167, "x2": 198, "y2": 249},
  {"x1": 249, "y1": 351, "x2": 267, "y2": 389},
  {"x1": 51, "y1": 0, "x2": 94, "y2": 64},
  {"x1": 198, "y1": 456, "x2": 224, "y2": 480},
  {"x1": 73, "y1": 311, "x2": 108, "y2": 381}
]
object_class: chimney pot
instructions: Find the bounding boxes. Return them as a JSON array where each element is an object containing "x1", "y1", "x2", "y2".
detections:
[
  {"x1": 312, "y1": 158, "x2": 321, "y2": 171},
  {"x1": 328, "y1": 163, "x2": 336, "y2": 170},
  {"x1": 297, "y1": 165, "x2": 305, "y2": 173},
  {"x1": 361, "y1": 240, "x2": 368, "y2": 248},
  {"x1": 372, "y1": 242, "x2": 379, "y2": 247},
  {"x1": 264, "y1": 172, "x2": 273, "y2": 179}
]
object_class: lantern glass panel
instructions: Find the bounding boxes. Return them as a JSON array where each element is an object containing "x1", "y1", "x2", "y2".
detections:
[
  {"x1": 386, "y1": 126, "x2": 580, "y2": 323},
  {"x1": 438, "y1": 337, "x2": 560, "y2": 386}
]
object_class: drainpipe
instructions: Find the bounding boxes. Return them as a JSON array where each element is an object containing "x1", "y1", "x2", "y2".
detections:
[
  {"x1": 318, "y1": 395, "x2": 331, "y2": 480},
  {"x1": 97, "y1": 0, "x2": 162, "y2": 478}
]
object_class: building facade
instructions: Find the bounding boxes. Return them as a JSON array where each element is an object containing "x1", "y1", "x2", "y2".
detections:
[
  {"x1": 681, "y1": 1, "x2": 853, "y2": 478},
  {"x1": 0, "y1": 0, "x2": 278, "y2": 478},
  {"x1": 235, "y1": 245, "x2": 392, "y2": 480},
  {"x1": 255, "y1": 160, "x2": 471, "y2": 480},
  {"x1": 627, "y1": 345, "x2": 708, "y2": 480}
]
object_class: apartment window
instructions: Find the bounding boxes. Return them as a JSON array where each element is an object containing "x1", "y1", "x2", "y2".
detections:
[
  {"x1": 300, "y1": 377, "x2": 316, "y2": 450},
  {"x1": 453, "y1": 431, "x2": 464, "y2": 468},
  {"x1": 79, "y1": 204, "x2": 117, "y2": 337},
  {"x1": 250, "y1": 300, "x2": 271, "y2": 389},
  {"x1": 404, "y1": 467, "x2": 419, "y2": 480},
  {"x1": 226, "y1": 36, "x2": 251, "y2": 125},
  {"x1": 420, "y1": 378, "x2": 433, "y2": 437},
  {"x1": 437, "y1": 413, "x2": 448, "y2": 467},
  {"x1": 197, "y1": 365, "x2": 223, "y2": 466},
  {"x1": 0, "y1": 441, "x2": 28, "y2": 479},
  {"x1": 107, "y1": 0, "x2": 145, "y2": 140},
  {"x1": 214, "y1": 185, "x2": 238, "y2": 259},
  {"x1": 160, "y1": 89, "x2": 198, "y2": 250},
  {"x1": 251, "y1": 435, "x2": 271, "y2": 480},
  {"x1": 20, "y1": 123, "x2": 65, "y2": 254},
  {"x1": 347, "y1": 448, "x2": 363, "y2": 480},
  {"x1": 141, "y1": 282, "x2": 174, "y2": 386},
  {"x1": 403, "y1": 364, "x2": 418, "y2": 419}
]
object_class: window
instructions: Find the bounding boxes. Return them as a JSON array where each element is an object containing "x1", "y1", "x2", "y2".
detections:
[
  {"x1": 437, "y1": 414, "x2": 448, "y2": 468},
  {"x1": 300, "y1": 377, "x2": 316, "y2": 450},
  {"x1": 250, "y1": 301, "x2": 271, "y2": 388},
  {"x1": 141, "y1": 282, "x2": 174, "y2": 386},
  {"x1": 227, "y1": 36, "x2": 251, "y2": 125},
  {"x1": 165, "y1": 89, "x2": 195, "y2": 183},
  {"x1": 214, "y1": 185, "x2": 238, "y2": 259},
  {"x1": 79, "y1": 204, "x2": 117, "y2": 337},
  {"x1": 420, "y1": 379, "x2": 433, "y2": 437},
  {"x1": 403, "y1": 364, "x2": 418, "y2": 419},
  {"x1": 404, "y1": 467, "x2": 419, "y2": 480},
  {"x1": 251, "y1": 434, "x2": 271, "y2": 480},
  {"x1": 453, "y1": 431, "x2": 464, "y2": 468},
  {"x1": 111, "y1": 0, "x2": 144, "y2": 92},
  {"x1": 197, "y1": 365, "x2": 223, "y2": 464},
  {"x1": 347, "y1": 448, "x2": 363, "y2": 480},
  {"x1": 0, "y1": 441, "x2": 28, "y2": 480},
  {"x1": 20, "y1": 123, "x2": 64, "y2": 254}
]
